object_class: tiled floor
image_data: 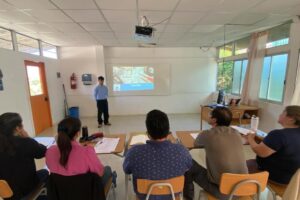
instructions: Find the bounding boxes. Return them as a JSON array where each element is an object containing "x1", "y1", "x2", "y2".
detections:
[{"x1": 35, "y1": 114, "x2": 276, "y2": 200}]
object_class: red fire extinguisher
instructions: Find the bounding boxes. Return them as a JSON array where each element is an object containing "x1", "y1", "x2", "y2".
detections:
[{"x1": 70, "y1": 73, "x2": 77, "y2": 89}]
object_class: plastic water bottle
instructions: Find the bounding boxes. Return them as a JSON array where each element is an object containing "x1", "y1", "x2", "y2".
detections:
[{"x1": 251, "y1": 115, "x2": 259, "y2": 131}]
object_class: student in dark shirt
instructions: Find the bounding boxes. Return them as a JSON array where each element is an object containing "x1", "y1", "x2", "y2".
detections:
[
  {"x1": 246, "y1": 105, "x2": 300, "y2": 184},
  {"x1": 0, "y1": 113, "x2": 49, "y2": 200},
  {"x1": 123, "y1": 110, "x2": 192, "y2": 200}
]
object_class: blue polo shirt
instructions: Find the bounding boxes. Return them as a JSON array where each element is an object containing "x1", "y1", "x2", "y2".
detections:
[
  {"x1": 94, "y1": 85, "x2": 108, "y2": 100},
  {"x1": 123, "y1": 140, "x2": 192, "y2": 200},
  {"x1": 257, "y1": 128, "x2": 300, "y2": 184}
]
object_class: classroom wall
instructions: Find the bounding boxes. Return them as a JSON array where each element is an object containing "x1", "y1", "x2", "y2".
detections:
[
  {"x1": 0, "y1": 48, "x2": 64, "y2": 136},
  {"x1": 60, "y1": 46, "x2": 217, "y2": 116}
]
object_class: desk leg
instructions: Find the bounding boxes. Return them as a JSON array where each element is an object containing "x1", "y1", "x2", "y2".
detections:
[{"x1": 125, "y1": 174, "x2": 129, "y2": 200}]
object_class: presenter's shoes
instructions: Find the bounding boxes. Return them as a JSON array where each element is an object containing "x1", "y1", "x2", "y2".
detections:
[
  {"x1": 104, "y1": 122, "x2": 111, "y2": 126},
  {"x1": 98, "y1": 124, "x2": 102, "y2": 128}
]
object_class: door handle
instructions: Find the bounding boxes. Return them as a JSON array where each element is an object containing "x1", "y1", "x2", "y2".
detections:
[{"x1": 44, "y1": 96, "x2": 49, "y2": 101}]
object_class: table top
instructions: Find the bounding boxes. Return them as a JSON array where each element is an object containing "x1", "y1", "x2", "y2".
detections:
[
  {"x1": 81, "y1": 134, "x2": 126, "y2": 154},
  {"x1": 127, "y1": 132, "x2": 177, "y2": 149},
  {"x1": 201, "y1": 104, "x2": 259, "y2": 111},
  {"x1": 176, "y1": 129, "x2": 266, "y2": 149},
  {"x1": 176, "y1": 131, "x2": 201, "y2": 149}
]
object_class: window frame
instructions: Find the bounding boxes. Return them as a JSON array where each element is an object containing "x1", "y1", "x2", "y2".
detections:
[{"x1": 258, "y1": 52, "x2": 290, "y2": 104}]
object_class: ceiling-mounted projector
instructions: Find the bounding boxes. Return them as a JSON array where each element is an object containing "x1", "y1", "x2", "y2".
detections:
[{"x1": 135, "y1": 26, "x2": 153, "y2": 37}]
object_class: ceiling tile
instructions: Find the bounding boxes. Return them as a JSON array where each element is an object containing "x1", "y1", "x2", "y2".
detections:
[
  {"x1": 6, "y1": 0, "x2": 56, "y2": 9},
  {"x1": 214, "y1": 0, "x2": 264, "y2": 12},
  {"x1": 90, "y1": 31, "x2": 115, "y2": 39},
  {"x1": 103, "y1": 10, "x2": 136, "y2": 23},
  {"x1": 164, "y1": 24, "x2": 192, "y2": 32},
  {"x1": 0, "y1": 10, "x2": 38, "y2": 23},
  {"x1": 51, "y1": 0, "x2": 97, "y2": 9},
  {"x1": 139, "y1": 11, "x2": 171, "y2": 24},
  {"x1": 177, "y1": 0, "x2": 223, "y2": 11},
  {"x1": 109, "y1": 23, "x2": 135, "y2": 32},
  {"x1": 230, "y1": 13, "x2": 268, "y2": 25},
  {"x1": 170, "y1": 12, "x2": 206, "y2": 25},
  {"x1": 190, "y1": 25, "x2": 223, "y2": 33},
  {"x1": 18, "y1": 23, "x2": 57, "y2": 33},
  {"x1": 252, "y1": 0, "x2": 300, "y2": 14},
  {"x1": 28, "y1": 10, "x2": 72, "y2": 23},
  {"x1": 198, "y1": 12, "x2": 238, "y2": 25},
  {"x1": 50, "y1": 23, "x2": 85, "y2": 33},
  {"x1": 139, "y1": 0, "x2": 180, "y2": 11},
  {"x1": 0, "y1": 1, "x2": 16, "y2": 10},
  {"x1": 114, "y1": 32, "x2": 134, "y2": 39},
  {"x1": 65, "y1": 10, "x2": 105, "y2": 23},
  {"x1": 95, "y1": 0, "x2": 136, "y2": 10},
  {"x1": 80, "y1": 23, "x2": 111, "y2": 31}
]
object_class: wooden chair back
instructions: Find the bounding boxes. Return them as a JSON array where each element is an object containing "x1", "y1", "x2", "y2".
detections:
[
  {"x1": 219, "y1": 171, "x2": 269, "y2": 196},
  {"x1": 0, "y1": 180, "x2": 13, "y2": 198},
  {"x1": 137, "y1": 176, "x2": 184, "y2": 195}
]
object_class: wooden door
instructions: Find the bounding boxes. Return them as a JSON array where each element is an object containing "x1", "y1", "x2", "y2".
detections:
[{"x1": 25, "y1": 60, "x2": 52, "y2": 134}]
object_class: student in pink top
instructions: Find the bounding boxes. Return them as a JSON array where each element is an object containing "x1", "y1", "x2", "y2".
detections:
[{"x1": 46, "y1": 117, "x2": 113, "y2": 185}]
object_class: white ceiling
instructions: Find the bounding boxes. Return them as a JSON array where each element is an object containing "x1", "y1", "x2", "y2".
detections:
[{"x1": 0, "y1": 0, "x2": 298, "y2": 47}]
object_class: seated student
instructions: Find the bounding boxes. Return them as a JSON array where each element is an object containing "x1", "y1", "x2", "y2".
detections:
[
  {"x1": 246, "y1": 105, "x2": 300, "y2": 184},
  {"x1": 184, "y1": 107, "x2": 248, "y2": 200},
  {"x1": 123, "y1": 109, "x2": 192, "y2": 200},
  {"x1": 46, "y1": 117, "x2": 112, "y2": 186},
  {"x1": 0, "y1": 113, "x2": 49, "y2": 200}
]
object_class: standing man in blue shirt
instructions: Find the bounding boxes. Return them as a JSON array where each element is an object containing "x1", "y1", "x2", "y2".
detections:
[{"x1": 94, "y1": 76, "x2": 111, "y2": 127}]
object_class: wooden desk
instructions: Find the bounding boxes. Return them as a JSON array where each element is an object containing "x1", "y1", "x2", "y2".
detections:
[
  {"x1": 176, "y1": 130, "x2": 266, "y2": 150},
  {"x1": 200, "y1": 105, "x2": 259, "y2": 130},
  {"x1": 81, "y1": 134, "x2": 126, "y2": 154}
]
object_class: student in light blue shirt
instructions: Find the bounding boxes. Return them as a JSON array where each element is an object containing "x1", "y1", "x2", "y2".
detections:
[{"x1": 94, "y1": 76, "x2": 111, "y2": 127}]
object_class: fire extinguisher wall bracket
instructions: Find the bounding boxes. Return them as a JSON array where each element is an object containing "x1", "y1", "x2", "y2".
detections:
[{"x1": 70, "y1": 73, "x2": 77, "y2": 89}]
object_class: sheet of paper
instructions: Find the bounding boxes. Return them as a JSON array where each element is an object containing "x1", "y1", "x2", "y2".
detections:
[
  {"x1": 34, "y1": 137, "x2": 55, "y2": 148},
  {"x1": 231, "y1": 126, "x2": 255, "y2": 135},
  {"x1": 94, "y1": 137, "x2": 120, "y2": 154},
  {"x1": 190, "y1": 133, "x2": 199, "y2": 140},
  {"x1": 129, "y1": 135, "x2": 149, "y2": 145}
]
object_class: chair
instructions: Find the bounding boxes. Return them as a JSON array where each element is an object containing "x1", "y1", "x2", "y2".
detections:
[
  {"x1": 267, "y1": 181, "x2": 287, "y2": 200},
  {"x1": 104, "y1": 176, "x2": 116, "y2": 200},
  {"x1": 0, "y1": 180, "x2": 46, "y2": 200},
  {"x1": 0, "y1": 180, "x2": 13, "y2": 199},
  {"x1": 282, "y1": 169, "x2": 300, "y2": 200},
  {"x1": 136, "y1": 176, "x2": 184, "y2": 200},
  {"x1": 231, "y1": 111, "x2": 242, "y2": 125},
  {"x1": 200, "y1": 171, "x2": 269, "y2": 200},
  {"x1": 47, "y1": 173, "x2": 106, "y2": 200}
]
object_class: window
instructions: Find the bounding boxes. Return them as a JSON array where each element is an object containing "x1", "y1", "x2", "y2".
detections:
[
  {"x1": 26, "y1": 66, "x2": 43, "y2": 96},
  {"x1": 16, "y1": 33, "x2": 40, "y2": 55},
  {"x1": 266, "y1": 23, "x2": 290, "y2": 48},
  {"x1": 217, "y1": 61, "x2": 233, "y2": 93},
  {"x1": 259, "y1": 53, "x2": 288, "y2": 102},
  {"x1": 0, "y1": 28, "x2": 13, "y2": 50},
  {"x1": 42, "y1": 42, "x2": 58, "y2": 59},
  {"x1": 232, "y1": 59, "x2": 248, "y2": 94},
  {"x1": 234, "y1": 37, "x2": 250, "y2": 55},
  {"x1": 218, "y1": 43, "x2": 233, "y2": 58}
]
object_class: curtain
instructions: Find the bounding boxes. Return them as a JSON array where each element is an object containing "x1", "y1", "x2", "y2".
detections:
[
  {"x1": 240, "y1": 31, "x2": 268, "y2": 105},
  {"x1": 291, "y1": 53, "x2": 300, "y2": 105}
]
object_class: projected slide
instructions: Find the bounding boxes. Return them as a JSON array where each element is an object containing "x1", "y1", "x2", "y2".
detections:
[{"x1": 113, "y1": 66, "x2": 154, "y2": 91}]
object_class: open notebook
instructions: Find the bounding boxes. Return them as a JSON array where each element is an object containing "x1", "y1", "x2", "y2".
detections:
[
  {"x1": 94, "y1": 137, "x2": 120, "y2": 154},
  {"x1": 129, "y1": 135, "x2": 149, "y2": 146},
  {"x1": 34, "y1": 137, "x2": 55, "y2": 148},
  {"x1": 230, "y1": 126, "x2": 255, "y2": 135}
]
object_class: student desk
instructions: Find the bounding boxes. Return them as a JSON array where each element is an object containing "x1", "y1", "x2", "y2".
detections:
[
  {"x1": 81, "y1": 134, "x2": 126, "y2": 155},
  {"x1": 176, "y1": 130, "x2": 266, "y2": 150},
  {"x1": 125, "y1": 132, "x2": 177, "y2": 200},
  {"x1": 200, "y1": 105, "x2": 259, "y2": 130}
]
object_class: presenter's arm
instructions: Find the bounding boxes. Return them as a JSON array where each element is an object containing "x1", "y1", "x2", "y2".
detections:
[{"x1": 94, "y1": 86, "x2": 98, "y2": 100}]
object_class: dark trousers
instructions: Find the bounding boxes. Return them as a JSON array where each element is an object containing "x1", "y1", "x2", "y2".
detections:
[
  {"x1": 97, "y1": 99, "x2": 109, "y2": 124},
  {"x1": 183, "y1": 160, "x2": 229, "y2": 200}
]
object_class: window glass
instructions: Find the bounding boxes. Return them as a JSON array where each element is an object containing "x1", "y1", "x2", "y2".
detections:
[
  {"x1": 259, "y1": 54, "x2": 288, "y2": 102},
  {"x1": 42, "y1": 42, "x2": 57, "y2": 59},
  {"x1": 16, "y1": 33, "x2": 40, "y2": 55}
]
